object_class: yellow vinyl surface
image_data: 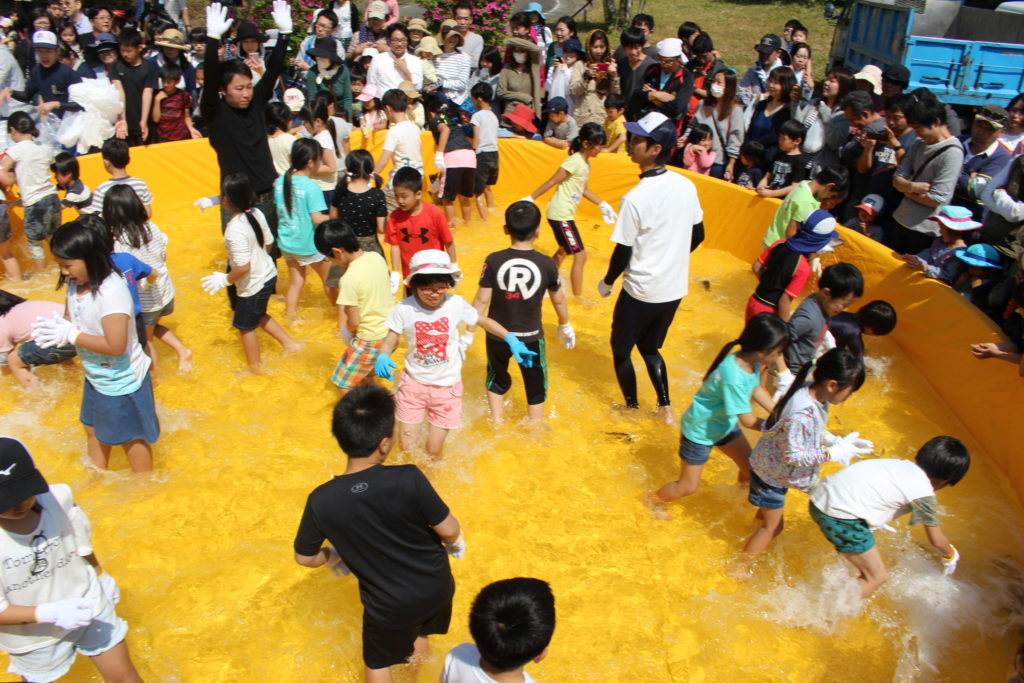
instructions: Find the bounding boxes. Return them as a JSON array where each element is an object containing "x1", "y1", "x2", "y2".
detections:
[{"x1": 0, "y1": 137, "x2": 1021, "y2": 682}]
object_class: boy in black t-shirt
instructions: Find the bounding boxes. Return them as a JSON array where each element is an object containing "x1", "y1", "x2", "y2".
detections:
[
  {"x1": 471, "y1": 201, "x2": 572, "y2": 423},
  {"x1": 110, "y1": 29, "x2": 159, "y2": 146},
  {"x1": 757, "y1": 120, "x2": 807, "y2": 199},
  {"x1": 733, "y1": 140, "x2": 765, "y2": 190},
  {"x1": 293, "y1": 386, "x2": 464, "y2": 679}
]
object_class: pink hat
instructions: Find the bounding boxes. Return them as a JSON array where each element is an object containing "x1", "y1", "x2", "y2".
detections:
[{"x1": 356, "y1": 84, "x2": 382, "y2": 102}]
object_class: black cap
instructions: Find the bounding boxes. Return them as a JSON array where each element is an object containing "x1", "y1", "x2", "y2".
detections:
[
  {"x1": 883, "y1": 64, "x2": 910, "y2": 86},
  {"x1": 755, "y1": 34, "x2": 782, "y2": 54},
  {"x1": 546, "y1": 96, "x2": 569, "y2": 113},
  {"x1": 0, "y1": 438, "x2": 49, "y2": 513}
]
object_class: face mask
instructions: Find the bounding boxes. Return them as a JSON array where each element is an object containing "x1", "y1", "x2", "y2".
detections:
[
  {"x1": 316, "y1": 57, "x2": 332, "y2": 71},
  {"x1": 710, "y1": 84, "x2": 725, "y2": 98},
  {"x1": 513, "y1": 52, "x2": 527, "y2": 64}
]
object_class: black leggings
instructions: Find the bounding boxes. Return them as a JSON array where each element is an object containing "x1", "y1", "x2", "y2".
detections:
[{"x1": 610, "y1": 290, "x2": 681, "y2": 408}]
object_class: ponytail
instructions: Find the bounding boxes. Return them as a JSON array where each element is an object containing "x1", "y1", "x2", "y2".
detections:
[
  {"x1": 285, "y1": 138, "x2": 322, "y2": 217},
  {"x1": 705, "y1": 313, "x2": 789, "y2": 382},
  {"x1": 326, "y1": 117, "x2": 340, "y2": 156},
  {"x1": 244, "y1": 210, "x2": 265, "y2": 247},
  {"x1": 283, "y1": 169, "x2": 295, "y2": 216},
  {"x1": 766, "y1": 347, "x2": 865, "y2": 430},
  {"x1": 221, "y1": 173, "x2": 262, "y2": 246},
  {"x1": 570, "y1": 121, "x2": 607, "y2": 155},
  {"x1": 341, "y1": 149, "x2": 375, "y2": 193},
  {"x1": 704, "y1": 340, "x2": 741, "y2": 382},
  {"x1": 766, "y1": 360, "x2": 814, "y2": 430}
]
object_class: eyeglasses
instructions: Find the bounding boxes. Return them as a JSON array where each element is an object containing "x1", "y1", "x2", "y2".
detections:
[
  {"x1": 389, "y1": 38, "x2": 408, "y2": 45},
  {"x1": 30, "y1": 533, "x2": 48, "y2": 576},
  {"x1": 418, "y1": 285, "x2": 449, "y2": 294}
]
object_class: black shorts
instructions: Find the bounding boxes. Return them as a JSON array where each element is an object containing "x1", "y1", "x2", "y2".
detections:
[
  {"x1": 474, "y1": 151, "x2": 499, "y2": 195},
  {"x1": 547, "y1": 219, "x2": 584, "y2": 254},
  {"x1": 610, "y1": 289, "x2": 681, "y2": 356},
  {"x1": 362, "y1": 599, "x2": 452, "y2": 670},
  {"x1": 441, "y1": 166, "x2": 476, "y2": 201},
  {"x1": 485, "y1": 336, "x2": 547, "y2": 405},
  {"x1": 232, "y1": 276, "x2": 277, "y2": 331}
]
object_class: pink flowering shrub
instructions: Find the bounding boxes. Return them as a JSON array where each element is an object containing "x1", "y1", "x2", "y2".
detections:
[
  {"x1": 419, "y1": 0, "x2": 516, "y2": 46},
  {"x1": 236, "y1": 0, "x2": 321, "y2": 50}
]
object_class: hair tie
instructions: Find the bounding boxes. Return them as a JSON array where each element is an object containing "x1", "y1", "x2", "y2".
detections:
[{"x1": 244, "y1": 208, "x2": 253, "y2": 213}]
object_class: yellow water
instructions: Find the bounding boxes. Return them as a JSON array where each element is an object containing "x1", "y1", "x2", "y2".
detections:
[{"x1": 1, "y1": 201, "x2": 1022, "y2": 682}]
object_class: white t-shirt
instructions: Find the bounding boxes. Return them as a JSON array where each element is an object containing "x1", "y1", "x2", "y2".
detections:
[
  {"x1": 268, "y1": 133, "x2": 296, "y2": 176},
  {"x1": 67, "y1": 273, "x2": 150, "y2": 396},
  {"x1": 113, "y1": 222, "x2": 174, "y2": 313},
  {"x1": 330, "y1": 116, "x2": 352, "y2": 169},
  {"x1": 0, "y1": 484, "x2": 104, "y2": 655},
  {"x1": 383, "y1": 120, "x2": 424, "y2": 171},
  {"x1": 470, "y1": 109, "x2": 499, "y2": 153},
  {"x1": 610, "y1": 169, "x2": 703, "y2": 304},
  {"x1": 809, "y1": 459, "x2": 936, "y2": 529},
  {"x1": 441, "y1": 643, "x2": 538, "y2": 683},
  {"x1": 224, "y1": 210, "x2": 276, "y2": 298},
  {"x1": 7, "y1": 139, "x2": 55, "y2": 207},
  {"x1": 312, "y1": 129, "x2": 338, "y2": 191},
  {"x1": 385, "y1": 294, "x2": 478, "y2": 386}
]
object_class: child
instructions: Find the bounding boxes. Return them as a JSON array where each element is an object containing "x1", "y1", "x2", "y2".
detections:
[
  {"x1": 266, "y1": 101, "x2": 297, "y2": 176},
  {"x1": 315, "y1": 219, "x2": 393, "y2": 395},
  {"x1": 0, "y1": 203, "x2": 17, "y2": 282},
  {"x1": 756, "y1": 119, "x2": 807, "y2": 199},
  {"x1": 524, "y1": 122, "x2": 616, "y2": 296},
  {"x1": 110, "y1": 28, "x2": 157, "y2": 146},
  {"x1": 441, "y1": 577, "x2": 556, "y2": 683},
  {"x1": 152, "y1": 62, "x2": 199, "y2": 142},
  {"x1": 776, "y1": 262, "x2": 864, "y2": 398},
  {"x1": 545, "y1": 37, "x2": 581, "y2": 107},
  {"x1": 901, "y1": 205, "x2": 978, "y2": 284},
  {"x1": 415, "y1": 37, "x2": 441, "y2": 91},
  {"x1": 326, "y1": 149, "x2": 388, "y2": 301},
  {"x1": 85, "y1": 138, "x2": 154, "y2": 218},
  {"x1": 679, "y1": 123, "x2": 716, "y2": 175},
  {"x1": 748, "y1": 209, "x2": 838, "y2": 321},
  {"x1": 743, "y1": 347, "x2": 871, "y2": 556},
  {"x1": 201, "y1": 173, "x2": 300, "y2": 373},
  {"x1": 469, "y1": 82, "x2": 499, "y2": 220},
  {"x1": 428, "y1": 95, "x2": 477, "y2": 226},
  {"x1": 829, "y1": 300, "x2": 898, "y2": 359},
  {"x1": 33, "y1": 219, "x2": 159, "y2": 472},
  {"x1": 762, "y1": 164, "x2": 848, "y2": 248},
  {"x1": 373, "y1": 89, "x2": 423, "y2": 211},
  {"x1": 52, "y1": 152, "x2": 92, "y2": 214},
  {"x1": 470, "y1": 201, "x2": 572, "y2": 423},
  {"x1": 541, "y1": 96, "x2": 578, "y2": 150},
  {"x1": 103, "y1": 185, "x2": 193, "y2": 373},
  {"x1": 300, "y1": 99, "x2": 340, "y2": 205},
  {"x1": 808, "y1": 436, "x2": 969, "y2": 598},
  {"x1": 0, "y1": 289, "x2": 76, "y2": 389},
  {"x1": 274, "y1": 138, "x2": 333, "y2": 320},
  {"x1": 851, "y1": 193, "x2": 884, "y2": 242},
  {"x1": 499, "y1": 104, "x2": 540, "y2": 140},
  {"x1": 349, "y1": 71, "x2": 367, "y2": 125},
  {"x1": 0, "y1": 112, "x2": 58, "y2": 278},
  {"x1": 0, "y1": 437, "x2": 144, "y2": 682},
  {"x1": 293, "y1": 385, "x2": 464, "y2": 680},
  {"x1": 954, "y1": 243, "x2": 1006, "y2": 319},
  {"x1": 358, "y1": 84, "x2": 387, "y2": 139},
  {"x1": 601, "y1": 93, "x2": 627, "y2": 154},
  {"x1": 654, "y1": 314, "x2": 787, "y2": 504},
  {"x1": 733, "y1": 140, "x2": 765, "y2": 190},
  {"x1": 384, "y1": 167, "x2": 457, "y2": 293},
  {"x1": 374, "y1": 250, "x2": 537, "y2": 458}
]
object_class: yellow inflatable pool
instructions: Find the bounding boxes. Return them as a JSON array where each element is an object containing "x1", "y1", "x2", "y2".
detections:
[{"x1": 0, "y1": 136, "x2": 1021, "y2": 682}]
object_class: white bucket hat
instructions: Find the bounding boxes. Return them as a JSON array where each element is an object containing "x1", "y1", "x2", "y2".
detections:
[{"x1": 404, "y1": 249, "x2": 462, "y2": 286}]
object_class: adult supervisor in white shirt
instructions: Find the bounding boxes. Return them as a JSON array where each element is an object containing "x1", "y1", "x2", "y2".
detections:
[
  {"x1": 366, "y1": 23, "x2": 423, "y2": 94},
  {"x1": 598, "y1": 112, "x2": 705, "y2": 423}
]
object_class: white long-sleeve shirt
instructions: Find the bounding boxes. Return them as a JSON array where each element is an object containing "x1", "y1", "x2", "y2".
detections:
[{"x1": 367, "y1": 50, "x2": 423, "y2": 93}]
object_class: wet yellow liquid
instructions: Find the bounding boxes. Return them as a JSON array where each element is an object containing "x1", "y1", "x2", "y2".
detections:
[{"x1": 1, "y1": 165, "x2": 1021, "y2": 682}]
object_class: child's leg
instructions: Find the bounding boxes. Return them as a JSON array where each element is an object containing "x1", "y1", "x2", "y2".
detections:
[
  {"x1": 284, "y1": 260, "x2": 306, "y2": 318},
  {"x1": 475, "y1": 193, "x2": 488, "y2": 221},
  {"x1": 656, "y1": 461, "x2": 704, "y2": 501},
  {"x1": 486, "y1": 391, "x2": 506, "y2": 423},
  {"x1": 399, "y1": 421, "x2": 422, "y2": 452},
  {"x1": 258, "y1": 315, "x2": 301, "y2": 353},
  {"x1": 569, "y1": 249, "x2": 587, "y2": 296},
  {"x1": 526, "y1": 401, "x2": 544, "y2": 421},
  {"x1": 719, "y1": 434, "x2": 752, "y2": 484},
  {"x1": 742, "y1": 507, "x2": 785, "y2": 555},
  {"x1": 309, "y1": 260, "x2": 333, "y2": 304},
  {"x1": 27, "y1": 239, "x2": 46, "y2": 274},
  {"x1": 842, "y1": 547, "x2": 889, "y2": 598},
  {"x1": 123, "y1": 440, "x2": 153, "y2": 473},
  {"x1": 458, "y1": 195, "x2": 471, "y2": 222},
  {"x1": 239, "y1": 329, "x2": 262, "y2": 371},
  {"x1": 484, "y1": 186, "x2": 494, "y2": 209},
  {"x1": 89, "y1": 640, "x2": 144, "y2": 683},
  {"x1": 443, "y1": 200, "x2": 455, "y2": 225},
  {"x1": 143, "y1": 324, "x2": 159, "y2": 374},
  {"x1": 7, "y1": 348, "x2": 34, "y2": 389},
  {"x1": 364, "y1": 666, "x2": 394, "y2": 683},
  {"x1": 0, "y1": 239, "x2": 21, "y2": 281},
  {"x1": 152, "y1": 321, "x2": 194, "y2": 372},
  {"x1": 551, "y1": 247, "x2": 566, "y2": 268},
  {"x1": 84, "y1": 425, "x2": 113, "y2": 469},
  {"x1": 424, "y1": 424, "x2": 448, "y2": 459}
]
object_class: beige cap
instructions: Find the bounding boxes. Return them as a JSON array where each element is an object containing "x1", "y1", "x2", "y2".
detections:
[{"x1": 367, "y1": 1, "x2": 388, "y2": 20}]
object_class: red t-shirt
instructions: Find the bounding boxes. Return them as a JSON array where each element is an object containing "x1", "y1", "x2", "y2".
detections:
[
  {"x1": 384, "y1": 202, "x2": 454, "y2": 276},
  {"x1": 753, "y1": 239, "x2": 811, "y2": 308},
  {"x1": 156, "y1": 89, "x2": 192, "y2": 142}
]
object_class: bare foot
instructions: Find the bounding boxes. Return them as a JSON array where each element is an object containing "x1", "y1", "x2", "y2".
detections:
[
  {"x1": 282, "y1": 342, "x2": 303, "y2": 356},
  {"x1": 657, "y1": 405, "x2": 675, "y2": 425},
  {"x1": 727, "y1": 554, "x2": 756, "y2": 580},
  {"x1": 178, "y1": 349, "x2": 195, "y2": 373},
  {"x1": 643, "y1": 493, "x2": 671, "y2": 520}
]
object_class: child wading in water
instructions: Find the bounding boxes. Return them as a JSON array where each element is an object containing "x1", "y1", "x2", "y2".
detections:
[
  {"x1": 743, "y1": 347, "x2": 872, "y2": 556},
  {"x1": 201, "y1": 174, "x2": 300, "y2": 372},
  {"x1": 654, "y1": 313, "x2": 787, "y2": 505},
  {"x1": 523, "y1": 122, "x2": 617, "y2": 296}
]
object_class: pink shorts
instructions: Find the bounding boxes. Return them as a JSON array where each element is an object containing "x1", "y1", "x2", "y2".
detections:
[{"x1": 395, "y1": 374, "x2": 463, "y2": 430}]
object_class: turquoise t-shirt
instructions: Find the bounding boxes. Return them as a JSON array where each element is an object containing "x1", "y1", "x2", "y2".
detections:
[
  {"x1": 274, "y1": 174, "x2": 328, "y2": 256},
  {"x1": 681, "y1": 354, "x2": 761, "y2": 445}
]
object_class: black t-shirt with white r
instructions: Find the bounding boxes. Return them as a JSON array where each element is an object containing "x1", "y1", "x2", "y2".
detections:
[{"x1": 479, "y1": 248, "x2": 561, "y2": 343}]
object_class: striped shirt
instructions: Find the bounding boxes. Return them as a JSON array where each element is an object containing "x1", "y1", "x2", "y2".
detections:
[
  {"x1": 113, "y1": 222, "x2": 175, "y2": 313},
  {"x1": 434, "y1": 51, "x2": 472, "y2": 105},
  {"x1": 85, "y1": 176, "x2": 154, "y2": 215}
]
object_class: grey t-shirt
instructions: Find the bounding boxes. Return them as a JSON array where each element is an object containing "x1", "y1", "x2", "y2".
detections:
[
  {"x1": 785, "y1": 295, "x2": 827, "y2": 371},
  {"x1": 893, "y1": 135, "x2": 964, "y2": 235},
  {"x1": 470, "y1": 109, "x2": 499, "y2": 153},
  {"x1": 544, "y1": 116, "x2": 579, "y2": 142}
]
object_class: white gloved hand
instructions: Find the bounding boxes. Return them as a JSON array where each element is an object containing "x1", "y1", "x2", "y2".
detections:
[
  {"x1": 840, "y1": 431, "x2": 874, "y2": 453},
  {"x1": 598, "y1": 200, "x2": 618, "y2": 225},
  {"x1": 443, "y1": 532, "x2": 466, "y2": 559},
  {"x1": 35, "y1": 598, "x2": 95, "y2": 630},
  {"x1": 597, "y1": 279, "x2": 612, "y2": 298},
  {"x1": 201, "y1": 272, "x2": 230, "y2": 295},
  {"x1": 389, "y1": 271, "x2": 402, "y2": 295},
  {"x1": 941, "y1": 544, "x2": 960, "y2": 576},
  {"x1": 458, "y1": 330, "x2": 475, "y2": 355},
  {"x1": 816, "y1": 330, "x2": 836, "y2": 359},
  {"x1": 193, "y1": 196, "x2": 219, "y2": 211},
  {"x1": 810, "y1": 255, "x2": 823, "y2": 278},
  {"x1": 771, "y1": 369, "x2": 794, "y2": 402},
  {"x1": 270, "y1": 0, "x2": 294, "y2": 34},
  {"x1": 31, "y1": 312, "x2": 80, "y2": 348},
  {"x1": 325, "y1": 546, "x2": 351, "y2": 577},
  {"x1": 433, "y1": 151, "x2": 444, "y2": 171},
  {"x1": 98, "y1": 573, "x2": 120, "y2": 605},
  {"x1": 204, "y1": 3, "x2": 232, "y2": 40},
  {"x1": 518, "y1": 195, "x2": 534, "y2": 204},
  {"x1": 827, "y1": 437, "x2": 871, "y2": 466},
  {"x1": 557, "y1": 323, "x2": 576, "y2": 349},
  {"x1": 822, "y1": 430, "x2": 840, "y2": 447}
]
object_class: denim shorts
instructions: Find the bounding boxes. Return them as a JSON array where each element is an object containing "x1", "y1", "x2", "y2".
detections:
[
  {"x1": 809, "y1": 501, "x2": 876, "y2": 554},
  {"x1": 14, "y1": 340, "x2": 77, "y2": 366},
  {"x1": 748, "y1": 469, "x2": 788, "y2": 510},
  {"x1": 141, "y1": 298, "x2": 175, "y2": 328},
  {"x1": 678, "y1": 427, "x2": 743, "y2": 465},
  {"x1": 233, "y1": 276, "x2": 276, "y2": 331},
  {"x1": 23, "y1": 194, "x2": 61, "y2": 242},
  {"x1": 79, "y1": 372, "x2": 160, "y2": 445}
]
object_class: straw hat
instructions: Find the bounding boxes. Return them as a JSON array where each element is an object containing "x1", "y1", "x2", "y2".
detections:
[
  {"x1": 154, "y1": 28, "x2": 190, "y2": 52},
  {"x1": 416, "y1": 36, "x2": 442, "y2": 57},
  {"x1": 399, "y1": 80, "x2": 421, "y2": 99},
  {"x1": 854, "y1": 65, "x2": 882, "y2": 95},
  {"x1": 407, "y1": 17, "x2": 429, "y2": 34}
]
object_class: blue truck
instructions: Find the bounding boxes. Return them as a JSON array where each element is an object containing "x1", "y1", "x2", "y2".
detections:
[{"x1": 826, "y1": 0, "x2": 1024, "y2": 107}]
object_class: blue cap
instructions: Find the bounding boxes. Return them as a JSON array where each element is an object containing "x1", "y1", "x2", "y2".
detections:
[
  {"x1": 545, "y1": 96, "x2": 569, "y2": 113},
  {"x1": 956, "y1": 243, "x2": 1004, "y2": 269},
  {"x1": 624, "y1": 111, "x2": 677, "y2": 152},
  {"x1": 526, "y1": 2, "x2": 545, "y2": 19},
  {"x1": 785, "y1": 209, "x2": 838, "y2": 254},
  {"x1": 563, "y1": 37, "x2": 584, "y2": 54}
]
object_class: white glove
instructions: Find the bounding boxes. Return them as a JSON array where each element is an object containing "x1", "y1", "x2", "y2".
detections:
[
  {"x1": 941, "y1": 544, "x2": 960, "y2": 576},
  {"x1": 270, "y1": 0, "x2": 293, "y2": 34},
  {"x1": 810, "y1": 255, "x2": 823, "y2": 278},
  {"x1": 204, "y1": 3, "x2": 232, "y2": 40},
  {"x1": 325, "y1": 546, "x2": 351, "y2": 577},
  {"x1": 31, "y1": 312, "x2": 80, "y2": 348},
  {"x1": 877, "y1": 524, "x2": 898, "y2": 534},
  {"x1": 98, "y1": 573, "x2": 120, "y2": 605},
  {"x1": 815, "y1": 330, "x2": 837, "y2": 359},
  {"x1": 458, "y1": 331, "x2": 475, "y2": 356},
  {"x1": 771, "y1": 369, "x2": 794, "y2": 402},
  {"x1": 193, "y1": 196, "x2": 219, "y2": 211},
  {"x1": 557, "y1": 323, "x2": 576, "y2": 349},
  {"x1": 597, "y1": 279, "x2": 612, "y2": 298},
  {"x1": 35, "y1": 597, "x2": 95, "y2": 630},
  {"x1": 826, "y1": 436, "x2": 871, "y2": 466},
  {"x1": 598, "y1": 200, "x2": 617, "y2": 225},
  {"x1": 840, "y1": 431, "x2": 873, "y2": 453},
  {"x1": 443, "y1": 532, "x2": 466, "y2": 559},
  {"x1": 201, "y1": 272, "x2": 230, "y2": 295},
  {"x1": 389, "y1": 271, "x2": 402, "y2": 295},
  {"x1": 433, "y1": 151, "x2": 444, "y2": 171},
  {"x1": 518, "y1": 195, "x2": 534, "y2": 204}
]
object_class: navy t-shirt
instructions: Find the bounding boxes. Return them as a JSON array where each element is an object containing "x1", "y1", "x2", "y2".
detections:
[{"x1": 829, "y1": 311, "x2": 864, "y2": 358}]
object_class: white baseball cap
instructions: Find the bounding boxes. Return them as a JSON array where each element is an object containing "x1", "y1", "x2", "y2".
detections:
[
  {"x1": 656, "y1": 38, "x2": 683, "y2": 58},
  {"x1": 32, "y1": 30, "x2": 58, "y2": 49}
]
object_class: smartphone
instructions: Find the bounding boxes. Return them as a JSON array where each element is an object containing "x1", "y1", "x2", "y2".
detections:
[
  {"x1": 865, "y1": 129, "x2": 890, "y2": 141},
  {"x1": 554, "y1": 47, "x2": 564, "y2": 59},
  {"x1": 595, "y1": 63, "x2": 609, "y2": 72}
]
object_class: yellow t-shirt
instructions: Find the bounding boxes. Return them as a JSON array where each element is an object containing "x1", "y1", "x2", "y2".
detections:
[
  {"x1": 546, "y1": 152, "x2": 590, "y2": 222},
  {"x1": 603, "y1": 115, "x2": 628, "y2": 155},
  {"x1": 336, "y1": 252, "x2": 394, "y2": 341}
]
